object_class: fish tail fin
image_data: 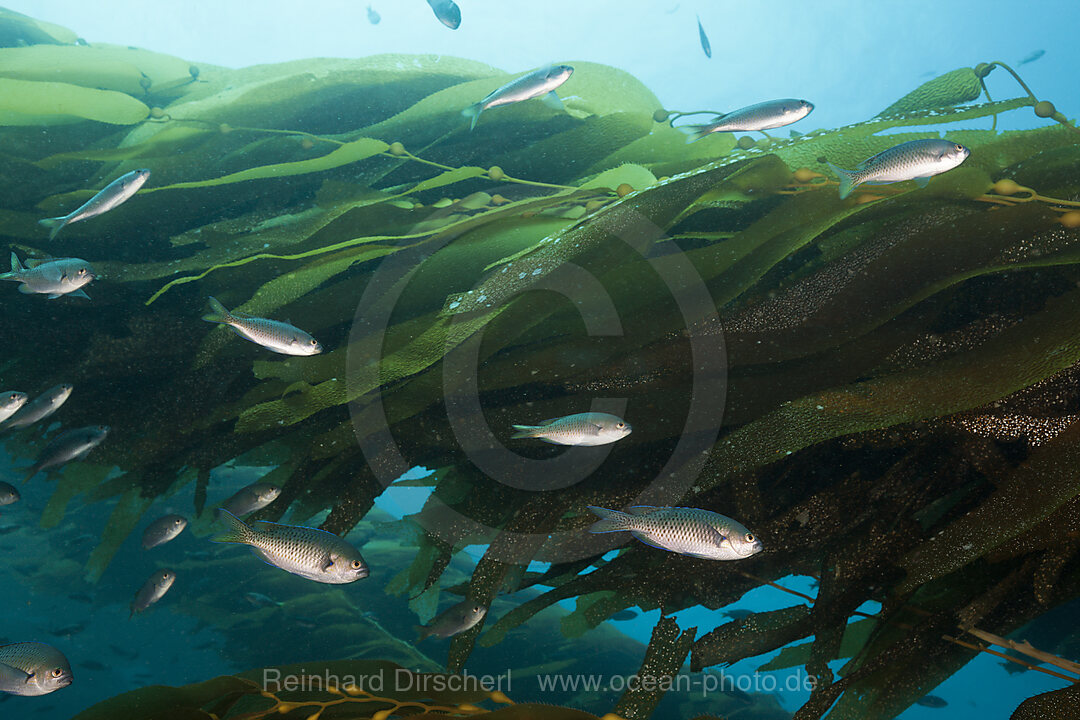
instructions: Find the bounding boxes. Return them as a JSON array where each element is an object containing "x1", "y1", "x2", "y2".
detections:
[
  {"x1": 38, "y1": 217, "x2": 67, "y2": 241},
  {"x1": 510, "y1": 424, "x2": 541, "y2": 439},
  {"x1": 679, "y1": 125, "x2": 715, "y2": 144},
  {"x1": 9, "y1": 252, "x2": 24, "y2": 273},
  {"x1": 826, "y1": 162, "x2": 857, "y2": 199},
  {"x1": 586, "y1": 505, "x2": 634, "y2": 534},
  {"x1": 415, "y1": 625, "x2": 432, "y2": 642},
  {"x1": 21, "y1": 465, "x2": 40, "y2": 484},
  {"x1": 211, "y1": 509, "x2": 254, "y2": 544},
  {"x1": 462, "y1": 103, "x2": 483, "y2": 131},
  {"x1": 201, "y1": 296, "x2": 234, "y2": 325}
]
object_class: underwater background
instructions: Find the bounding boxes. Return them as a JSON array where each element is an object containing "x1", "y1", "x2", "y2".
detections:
[{"x1": 1, "y1": 1, "x2": 1079, "y2": 718}]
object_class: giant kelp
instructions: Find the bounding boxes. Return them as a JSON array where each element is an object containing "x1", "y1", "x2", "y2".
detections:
[{"x1": 2, "y1": 12, "x2": 1080, "y2": 720}]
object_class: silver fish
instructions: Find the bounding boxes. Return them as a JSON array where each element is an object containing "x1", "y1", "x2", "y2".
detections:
[
  {"x1": 0, "y1": 254, "x2": 94, "y2": 300},
  {"x1": 0, "y1": 642, "x2": 73, "y2": 696},
  {"x1": 587, "y1": 505, "x2": 763, "y2": 560},
  {"x1": 0, "y1": 481, "x2": 19, "y2": 506},
  {"x1": 0, "y1": 391, "x2": 28, "y2": 425},
  {"x1": 141, "y1": 514, "x2": 188, "y2": 549},
  {"x1": 366, "y1": 4, "x2": 380, "y2": 24},
  {"x1": 130, "y1": 569, "x2": 176, "y2": 617},
  {"x1": 202, "y1": 297, "x2": 323, "y2": 356},
  {"x1": 426, "y1": 0, "x2": 460, "y2": 29},
  {"x1": 511, "y1": 412, "x2": 631, "y2": 446},
  {"x1": 39, "y1": 169, "x2": 151, "y2": 241},
  {"x1": 0, "y1": 384, "x2": 73, "y2": 431},
  {"x1": 212, "y1": 509, "x2": 369, "y2": 584},
  {"x1": 827, "y1": 139, "x2": 970, "y2": 199},
  {"x1": 462, "y1": 64, "x2": 574, "y2": 131},
  {"x1": 697, "y1": 15, "x2": 711, "y2": 58},
  {"x1": 417, "y1": 599, "x2": 488, "y2": 641},
  {"x1": 681, "y1": 99, "x2": 814, "y2": 142},
  {"x1": 244, "y1": 591, "x2": 282, "y2": 609},
  {"x1": 222, "y1": 482, "x2": 281, "y2": 516},
  {"x1": 24, "y1": 425, "x2": 109, "y2": 480}
]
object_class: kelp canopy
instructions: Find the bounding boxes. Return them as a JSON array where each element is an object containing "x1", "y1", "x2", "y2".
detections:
[{"x1": 2, "y1": 7, "x2": 1080, "y2": 719}]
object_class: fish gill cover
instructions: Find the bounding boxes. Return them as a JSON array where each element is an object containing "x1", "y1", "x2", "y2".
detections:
[{"x1": 1, "y1": 6, "x2": 1080, "y2": 719}]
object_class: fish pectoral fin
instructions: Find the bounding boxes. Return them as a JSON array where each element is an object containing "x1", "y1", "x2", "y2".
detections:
[
  {"x1": 0, "y1": 662, "x2": 32, "y2": 683},
  {"x1": 914, "y1": 176, "x2": 931, "y2": 188},
  {"x1": 540, "y1": 91, "x2": 565, "y2": 111},
  {"x1": 630, "y1": 531, "x2": 673, "y2": 553},
  {"x1": 321, "y1": 554, "x2": 338, "y2": 572}
]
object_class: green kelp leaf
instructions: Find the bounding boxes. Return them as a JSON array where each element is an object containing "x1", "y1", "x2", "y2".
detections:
[
  {"x1": 560, "y1": 591, "x2": 630, "y2": 639},
  {"x1": 579, "y1": 163, "x2": 657, "y2": 192},
  {"x1": 590, "y1": 123, "x2": 736, "y2": 177},
  {"x1": 70, "y1": 676, "x2": 259, "y2": 720},
  {"x1": 899, "y1": 420, "x2": 1080, "y2": 593},
  {"x1": 558, "y1": 60, "x2": 663, "y2": 119},
  {"x1": 0, "y1": 7, "x2": 78, "y2": 46},
  {"x1": 85, "y1": 488, "x2": 155, "y2": 583},
  {"x1": 723, "y1": 202, "x2": 1075, "y2": 366},
  {"x1": 143, "y1": 137, "x2": 389, "y2": 191},
  {"x1": 1012, "y1": 685, "x2": 1080, "y2": 720},
  {"x1": 0, "y1": 45, "x2": 193, "y2": 97},
  {"x1": 0, "y1": 78, "x2": 149, "y2": 125},
  {"x1": 0, "y1": 46, "x2": 147, "y2": 95},
  {"x1": 117, "y1": 54, "x2": 499, "y2": 151},
  {"x1": 35, "y1": 124, "x2": 212, "y2": 169},
  {"x1": 234, "y1": 308, "x2": 507, "y2": 433},
  {"x1": 392, "y1": 213, "x2": 578, "y2": 319},
  {"x1": 878, "y1": 67, "x2": 983, "y2": 117},
  {"x1": 237, "y1": 243, "x2": 400, "y2": 318},
  {"x1": 138, "y1": 193, "x2": 416, "y2": 304},
  {"x1": 408, "y1": 165, "x2": 488, "y2": 194},
  {"x1": 40, "y1": 463, "x2": 114, "y2": 529},
  {"x1": 443, "y1": 156, "x2": 765, "y2": 316},
  {"x1": 689, "y1": 605, "x2": 813, "y2": 671},
  {"x1": 700, "y1": 287, "x2": 1080, "y2": 494},
  {"x1": 491, "y1": 111, "x2": 652, "y2": 185},
  {"x1": 758, "y1": 617, "x2": 878, "y2": 671}
]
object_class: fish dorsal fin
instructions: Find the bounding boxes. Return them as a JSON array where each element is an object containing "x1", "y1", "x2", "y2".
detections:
[
  {"x1": 251, "y1": 520, "x2": 285, "y2": 532},
  {"x1": 9, "y1": 252, "x2": 23, "y2": 273},
  {"x1": 626, "y1": 505, "x2": 658, "y2": 515}
]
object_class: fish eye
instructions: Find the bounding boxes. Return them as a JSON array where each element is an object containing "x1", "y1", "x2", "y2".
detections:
[
  {"x1": 616, "y1": 422, "x2": 625, "y2": 428},
  {"x1": 745, "y1": 533, "x2": 755, "y2": 542},
  {"x1": 310, "y1": 339, "x2": 318, "y2": 345},
  {"x1": 351, "y1": 560, "x2": 363, "y2": 569},
  {"x1": 8, "y1": 393, "x2": 16, "y2": 400},
  {"x1": 954, "y1": 144, "x2": 963, "y2": 151},
  {"x1": 51, "y1": 668, "x2": 63, "y2": 677}
]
